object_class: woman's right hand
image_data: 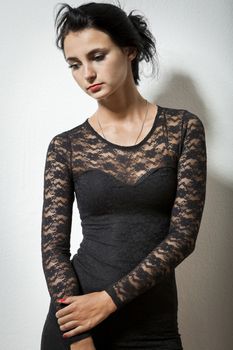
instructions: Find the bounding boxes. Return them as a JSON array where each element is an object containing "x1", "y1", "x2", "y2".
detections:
[{"x1": 70, "y1": 336, "x2": 96, "y2": 350}]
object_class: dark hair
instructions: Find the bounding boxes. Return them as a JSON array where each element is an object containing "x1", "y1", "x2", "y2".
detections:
[{"x1": 54, "y1": 1, "x2": 159, "y2": 85}]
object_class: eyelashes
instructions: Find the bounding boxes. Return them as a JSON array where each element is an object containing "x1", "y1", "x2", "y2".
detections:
[
  {"x1": 68, "y1": 54, "x2": 106, "y2": 70},
  {"x1": 93, "y1": 54, "x2": 106, "y2": 61},
  {"x1": 68, "y1": 63, "x2": 79, "y2": 70}
]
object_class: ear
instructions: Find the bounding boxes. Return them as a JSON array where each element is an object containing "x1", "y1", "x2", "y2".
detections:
[{"x1": 124, "y1": 47, "x2": 137, "y2": 61}]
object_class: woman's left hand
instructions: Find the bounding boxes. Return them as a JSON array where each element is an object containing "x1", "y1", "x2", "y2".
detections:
[{"x1": 55, "y1": 291, "x2": 117, "y2": 339}]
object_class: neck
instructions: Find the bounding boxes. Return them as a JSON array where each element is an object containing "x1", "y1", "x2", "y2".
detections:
[{"x1": 94, "y1": 78, "x2": 147, "y2": 124}]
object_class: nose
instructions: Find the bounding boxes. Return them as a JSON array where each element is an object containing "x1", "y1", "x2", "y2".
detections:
[{"x1": 83, "y1": 63, "x2": 96, "y2": 82}]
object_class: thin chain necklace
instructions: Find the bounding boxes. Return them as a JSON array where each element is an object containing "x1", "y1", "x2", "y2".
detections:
[
  {"x1": 96, "y1": 99, "x2": 150, "y2": 172},
  {"x1": 96, "y1": 99, "x2": 149, "y2": 147}
]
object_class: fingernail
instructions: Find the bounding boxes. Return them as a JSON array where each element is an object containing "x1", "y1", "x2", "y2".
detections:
[
  {"x1": 57, "y1": 298, "x2": 66, "y2": 303},
  {"x1": 63, "y1": 334, "x2": 68, "y2": 338}
]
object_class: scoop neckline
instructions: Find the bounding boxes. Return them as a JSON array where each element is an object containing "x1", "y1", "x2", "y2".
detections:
[{"x1": 84, "y1": 104, "x2": 162, "y2": 150}]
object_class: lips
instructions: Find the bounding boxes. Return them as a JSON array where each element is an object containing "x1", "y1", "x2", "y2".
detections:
[{"x1": 88, "y1": 83, "x2": 103, "y2": 90}]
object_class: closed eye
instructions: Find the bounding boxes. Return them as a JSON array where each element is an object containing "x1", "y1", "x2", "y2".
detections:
[
  {"x1": 94, "y1": 54, "x2": 105, "y2": 61},
  {"x1": 68, "y1": 54, "x2": 106, "y2": 70},
  {"x1": 68, "y1": 63, "x2": 80, "y2": 70}
]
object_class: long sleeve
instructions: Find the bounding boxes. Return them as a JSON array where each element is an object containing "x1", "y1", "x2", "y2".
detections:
[
  {"x1": 104, "y1": 113, "x2": 207, "y2": 310},
  {"x1": 41, "y1": 132, "x2": 92, "y2": 345}
]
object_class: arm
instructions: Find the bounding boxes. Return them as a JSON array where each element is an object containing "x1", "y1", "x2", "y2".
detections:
[
  {"x1": 104, "y1": 113, "x2": 207, "y2": 310},
  {"x1": 71, "y1": 336, "x2": 96, "y2": 350},
  {"x1": 41, "y1": 132, "x2": 92, "y2": 346}
]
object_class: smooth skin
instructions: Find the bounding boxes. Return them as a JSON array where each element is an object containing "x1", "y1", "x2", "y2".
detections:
[
  {"x1": 57, "y1": 27, "x2": 158, "y2": 349},
  {"x1": 56, "y1": 291, "x2": 116, "y2": 349},
  {"x1": 70, "y1": 336, "x2": 96, "y2": 350}
]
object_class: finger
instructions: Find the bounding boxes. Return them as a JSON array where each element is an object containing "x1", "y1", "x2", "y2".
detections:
[
  {"x1": 63, "y1": 325, "x2": 87, "y2": 338},
  {"x1": 56, "y1": 303, "x2": 73, "y2": 318},
  {"x1": 57, "y1": 311, "x2": 76, "y2": 326},
  {"x1": 59, "y1": 319, "x2": 79, "y2": 332},
  {"x1": 60, "y1": 295, "x2": 77, "y2": 303},
  {"x1": 56, "y1": 296, "x2": 74, "y2": 308}
]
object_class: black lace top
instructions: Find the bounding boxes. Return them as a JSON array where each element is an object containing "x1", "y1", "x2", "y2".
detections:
[{"x1": 41, "y1": 105, "x2": 207, "y2": 348}]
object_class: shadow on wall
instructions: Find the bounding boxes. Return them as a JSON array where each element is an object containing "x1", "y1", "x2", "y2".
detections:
[{"x1": 150, "y1": 72, "x2": 233, "y2": 350}]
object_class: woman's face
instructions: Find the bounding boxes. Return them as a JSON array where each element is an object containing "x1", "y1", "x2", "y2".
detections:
[{"x1": 63, "y1": 28, "x2": 136, "y2": 100}]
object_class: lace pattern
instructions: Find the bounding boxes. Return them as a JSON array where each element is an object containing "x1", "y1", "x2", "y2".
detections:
[{"x1": 41, "y1": 105, "x2": 207, "y2": 340}]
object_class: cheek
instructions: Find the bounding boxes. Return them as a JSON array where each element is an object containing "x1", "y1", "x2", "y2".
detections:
[
  {"x1": 72, "y1": 72, "x2": 83, "y2": 86},
  {"x1": 105, "y1": 59, "x2": 128, "y2": 83}
]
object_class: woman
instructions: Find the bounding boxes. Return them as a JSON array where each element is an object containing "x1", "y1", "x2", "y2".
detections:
[{"x1": 40, "y1": 2, "x2": 207, "y2": 350}]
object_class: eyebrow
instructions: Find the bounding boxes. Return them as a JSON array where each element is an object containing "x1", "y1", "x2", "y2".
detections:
[{"x1": 65, "y1": 48, "x2": 107, "y2": 62}]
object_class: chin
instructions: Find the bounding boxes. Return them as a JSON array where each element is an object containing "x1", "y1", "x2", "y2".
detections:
[
  {"x1": 92, "y1": 89, "x2": 113, "y2": 101},
  {"x1": 98, "y1": 85, "x2": 121, "y2": 100}
]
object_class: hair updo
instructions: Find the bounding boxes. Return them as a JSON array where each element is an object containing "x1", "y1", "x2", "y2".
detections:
[{"x1": 54, "y1": 1, "x2": 159, "y2": 85}]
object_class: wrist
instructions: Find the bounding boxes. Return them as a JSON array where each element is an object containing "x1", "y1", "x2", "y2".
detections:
[
  {"x1": 70, "y1": 336, "x2": 93, "y2": 349},
  {"x1": 100, "y1": 290, "x2": 117, "y2": 314}
]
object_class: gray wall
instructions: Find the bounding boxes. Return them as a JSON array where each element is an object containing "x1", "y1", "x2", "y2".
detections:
[{"x1": 1, "y1": 0, "x2": 232, "y2": 349}]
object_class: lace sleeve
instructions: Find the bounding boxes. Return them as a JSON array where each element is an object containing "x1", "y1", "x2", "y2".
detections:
[
  {"x1": 104, "y1": 113, "x2": 207, "y2": 310},
  {"x1": 41, "y1": 132, "x2": 92, "y2": 345}
]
